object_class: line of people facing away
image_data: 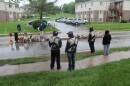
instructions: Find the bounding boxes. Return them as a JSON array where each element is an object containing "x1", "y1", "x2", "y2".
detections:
[{"x1": 48, "y1": 28, "x2": 111, "y2": 71}]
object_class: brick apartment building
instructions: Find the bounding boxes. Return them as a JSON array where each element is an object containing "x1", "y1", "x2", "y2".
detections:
[
  {"x1": 0, "y1": 0, "x2": 23, "y2": 22},
  {"x1": 75, "y1": 0, "x2": 130, "y2": 22}
]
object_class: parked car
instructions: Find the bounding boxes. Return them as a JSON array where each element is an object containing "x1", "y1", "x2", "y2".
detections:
[
  {"x1": 28, "y1": 20, "x2": 33, "y2": 25},
  {"x1": 47, "y1": 21, "x2": 51, "y2": 26},
  {"x1": 55, "y1": 17, "x2": 64, "y2": 22},
  {"x1": 60, "y1": 17, "x2": 68, "y2": 22},
  {"x1": 27, "y1": 20, "x2": 35, "y2": 27},
  {"x1": 65, "y1": 18, "x2": 74, "y2": 24},
  {"x1": 71, "y1": 18, "x2": 88, "y2": 25}
]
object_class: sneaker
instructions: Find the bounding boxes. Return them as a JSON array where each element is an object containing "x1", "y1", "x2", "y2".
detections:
[
  {"x1": 67, "y1": 68, "x2": 71, "y2": 71},
  {"x1": 57, "y1": 67, "x2": 61, "y2": 70},
  {"x1": 51, "y1": 67, "x2": 54, "y2": 69}
]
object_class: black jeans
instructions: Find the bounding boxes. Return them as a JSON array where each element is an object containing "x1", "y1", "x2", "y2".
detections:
[
  {"x1": 50, "y1": 50, "x2": 61, "y2": 69},
  {"x1": 89, "y1": 41, "x2": 95, "y2": 53},
  {"x1": 67, "y1": 53, "x2": 75, "y2": 70}
]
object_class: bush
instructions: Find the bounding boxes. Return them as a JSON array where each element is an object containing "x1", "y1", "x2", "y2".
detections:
[
  {"x1": 22, "y1": 15, "x2": 26, "y2": 18},
  {"x1": 32, "y1": 19, "x2": 47, "y2": 29},
  {"x1": 121, "y1": 19, "x2": 128, "y2": 23}
]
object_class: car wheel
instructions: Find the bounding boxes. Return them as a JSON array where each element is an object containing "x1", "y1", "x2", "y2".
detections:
[
  {"x1": 75, "y1": 22, "x2": 78, "y2": 25},
  {"x1": 83, "y1": 22, "x2": 87, "y2": 24}
]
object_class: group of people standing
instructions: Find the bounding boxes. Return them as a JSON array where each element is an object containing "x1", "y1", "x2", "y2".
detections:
[
  {"x1": 48, "y1": 27, "x2": 111, "y2": 71},
  {"x1": 48, "y1": 31, "x2": 78, "y2": 71},
  {"x1": 88, "y1": 27, "x2": 112, "y2": 55}
]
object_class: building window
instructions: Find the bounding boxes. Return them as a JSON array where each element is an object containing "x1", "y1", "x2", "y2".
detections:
[
  {"x1": 9, "y1": 4, "x2": 12, "y2": 8},
  {"x1": 100, "y1": 2, "x2": 103, "y2": 6},
  {"x1": 100, "y1": 10, "x2": 103, "y2": 14},
  {"x1": 99, "y1": 18, "x2": 103, "y2": 21},
  {"x1": 10, "y1": 12, "x2": 12, "y2": 15},
  {"x1": 85, "y1": 4, "x2": 87, "y2": 7}
]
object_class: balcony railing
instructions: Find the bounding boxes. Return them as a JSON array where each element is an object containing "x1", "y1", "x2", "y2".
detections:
[{"x1": 109, "y1": 5, "x2": 122, "y2": 11}]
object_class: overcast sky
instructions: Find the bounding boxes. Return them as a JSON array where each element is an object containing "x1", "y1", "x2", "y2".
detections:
[{"x1": 55, "y1": 0, "x2": 75, "y2": 6}]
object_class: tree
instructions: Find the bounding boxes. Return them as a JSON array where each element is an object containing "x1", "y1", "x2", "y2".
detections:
[
  {"x1": 62, "y1": 2, "x2": 75, "y2": 14},
  {"x1": 75, "y1": 0, "x2": 90, "y2": 3},
  {"x1": 62, "y1": 4, "x2": 69, "y2": 13},
  {"x1": 28, "y1": 0, "x2": 59, "y2": 19},
  {"x1": 23, "y1": 4, "x2": 35, "y2": 17}
]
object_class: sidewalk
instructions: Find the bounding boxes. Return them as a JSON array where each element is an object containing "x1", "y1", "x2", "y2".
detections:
[{"x1": 0, "y1": 51, "x2": 130, "y2": 76}]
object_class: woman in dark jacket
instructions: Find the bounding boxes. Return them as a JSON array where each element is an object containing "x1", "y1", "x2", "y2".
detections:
[{"x1": 102, "y1": 30, "x2": 111, "y2": 55}]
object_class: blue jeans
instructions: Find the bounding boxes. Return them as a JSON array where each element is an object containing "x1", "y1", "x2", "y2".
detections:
[
  {"x1": 67, "y1": 53, "x2": 75, "y2": 70},
  {"x1": 103, "y1": 44, "x2": 110, "y2": 55}
]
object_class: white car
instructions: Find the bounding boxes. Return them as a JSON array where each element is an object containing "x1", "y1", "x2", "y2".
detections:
[
  {"x1": 47, "y1": 21, "x2": 51, "y2": 26},
  {"x1": 65, "y1": 18, "x2": 73, "y2": 24},
  {"x1": 72, "y1": 18, "x2": 88, "y2": 25}
]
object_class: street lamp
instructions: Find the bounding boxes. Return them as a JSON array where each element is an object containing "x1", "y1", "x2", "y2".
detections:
[{"x1": 89, "y1": 8, "x2": 91, "y2": 26}]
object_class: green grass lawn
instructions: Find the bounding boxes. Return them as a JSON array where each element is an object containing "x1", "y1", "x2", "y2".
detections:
[
  {"x1": 19, "y1": 17, "x2": 37, "y2": 21},
  {"x1": 0, "y1": 58, "x2": 130, "y2": 86},
  {"x1": 84, "y1": 22, "x2": 130, "y2": 31},
  {"x1": 0, "y1": 22, "x2": 57, "y2": 34},
  {"x1": 0, "y1": 46, "x2": 130, "y2": 65},
  {"x1": 48, "y1": 13, "x2": 75, "y2": 20},
  {"x1": 20, "y1": 13, "x2": 75, "y2": 21},
  {"x1": 0, "y1": 13, "x2": 74, "y2": 34}
]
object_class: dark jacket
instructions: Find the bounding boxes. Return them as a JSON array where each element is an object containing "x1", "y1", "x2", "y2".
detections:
[
  {"x1": 65, "y1": 37, "x2": 78, "y2": 53},
  {"x1": 17, "y1": 24, "x2": 21, "y2": 31},
  {"x1": 102, "y1": 34, "x2": 111, "y2": 45},
  {"x1": 88, "y1": 31, "x2": 96, "y2": 42},
  {"x1": 49, "y1": 36, "x2": 62, "y2": 51}
]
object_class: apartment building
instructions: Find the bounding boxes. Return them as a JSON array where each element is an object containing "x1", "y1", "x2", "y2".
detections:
[
  {"x1": 75, "y1": 0, "x2": 130, "y2": 22},
  {"x1": 0, "y1": 0, "x2": 23, "y2": 22}
]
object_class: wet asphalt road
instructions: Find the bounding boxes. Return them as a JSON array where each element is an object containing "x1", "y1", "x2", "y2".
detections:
[{"x1": 0, "y1": 22, "x2": 130, "y2": 59}]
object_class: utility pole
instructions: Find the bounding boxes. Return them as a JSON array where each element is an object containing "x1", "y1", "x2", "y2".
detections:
[{"x1": 89, "y1": 8, "x2": 91, "y2": 26}]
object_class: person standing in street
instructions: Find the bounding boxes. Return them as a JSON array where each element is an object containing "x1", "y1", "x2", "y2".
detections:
[
  {"x1": 14, "y1": 32, "x2": 18, "y2": 43},
  {"x1": 88, "y1": 27, "x2": 96, "y2": 53},
  {"x1": 102, "y1": 30, "x2": 112, "y2": 56},
  {"x1": 48, "y1": 31, "x2": 62, "y2": 70},
  {"x1": 65, "y1": 31, "x2": 78, "y2": 71}
]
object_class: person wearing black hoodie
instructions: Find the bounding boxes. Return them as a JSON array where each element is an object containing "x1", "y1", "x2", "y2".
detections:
[
  {"x1": 65, "y1": 31, "x2": 78, "y2": 71},
  {"x1": 88, "y1": 27, "x2": 96, "y2": 53},
  {"x1": 49, "y1": 31, "x2": 62, "y2": 70},
  {"x1": 102, "y1": 30, "x2": 112, "y2": 55}
]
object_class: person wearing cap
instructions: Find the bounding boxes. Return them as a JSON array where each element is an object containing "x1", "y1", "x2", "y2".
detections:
[
  {"x1": 102, "y1": 30, "x2": 111, "y2": 55},
  {"x1": 88, "y1": 27, "x2": 96, "y2": 53},
  {"x1": 65, "y1": 31, "x2": 78, "y2": 71},
  {"x1": 48, "y1": 31, "x2": 62, "y2": 70}
]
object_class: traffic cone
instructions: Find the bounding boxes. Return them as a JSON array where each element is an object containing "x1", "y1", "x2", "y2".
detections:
[
  {"x1": 9, "y1": 33, "x2": 13, "y2": 43},
  {"x1": 10, "y1": 38, "x2": 13, "y2": 43}
]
